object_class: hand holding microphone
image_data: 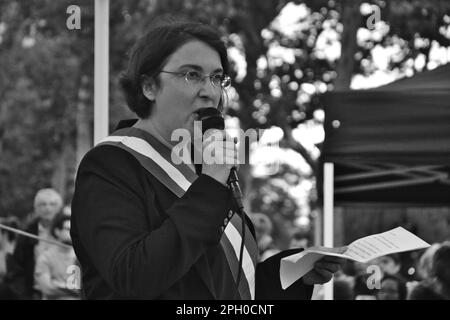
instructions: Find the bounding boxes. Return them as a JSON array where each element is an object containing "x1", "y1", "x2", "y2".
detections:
[
  {"x1": 196, "y1": 108, "x2": 246, "y2": 285},
  {"x1": 196, "y1": 107, "x2": 244, "y2": 210},
  {"x1": 201, "y1": 130, "x2": 239, "y2": 186}
]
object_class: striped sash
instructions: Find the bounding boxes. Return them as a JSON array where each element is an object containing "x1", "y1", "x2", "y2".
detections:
[{"x1": 97, "y1": 127, "x2": 258, "y2": 299}]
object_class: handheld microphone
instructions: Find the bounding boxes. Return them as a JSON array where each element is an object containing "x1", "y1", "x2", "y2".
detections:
[
  {"x1": 195, "y1": 107, "x2": 247, "y2": 285},
  {"x1": 195, "y1": 108, "x2": 244, "y2": 210}
]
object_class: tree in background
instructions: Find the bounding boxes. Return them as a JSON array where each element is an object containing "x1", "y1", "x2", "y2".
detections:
[
  {"x1": 0, "y1": 0, "x2": 93, "y2": 218},
  {"x1": 1, "y1": 1, "x2": 449, "y2": 240}
]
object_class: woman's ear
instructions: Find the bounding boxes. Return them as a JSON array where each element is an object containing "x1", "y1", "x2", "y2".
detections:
[{"x1": 141, "y1": 75, "x2": 157, "y2": 102}]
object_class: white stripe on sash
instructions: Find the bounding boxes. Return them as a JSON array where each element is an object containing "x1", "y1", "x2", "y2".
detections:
[
  {"x1": 224, "y1": 222, "x2": 255, "y2": 300},
  {"x1": 101, "y1": 136, "x2": 192, "y2": 192}
]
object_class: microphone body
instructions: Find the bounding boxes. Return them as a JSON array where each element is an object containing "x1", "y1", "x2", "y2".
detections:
[{"x1": 227, "y1": 168, "x2": 244, "y2": 211}]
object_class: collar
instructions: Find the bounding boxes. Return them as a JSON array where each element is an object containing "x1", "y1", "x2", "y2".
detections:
[{"x1": 115, "y1": 119, "x2": 196, "y2": 173}]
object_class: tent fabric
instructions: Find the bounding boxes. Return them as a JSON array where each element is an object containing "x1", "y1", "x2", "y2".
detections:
[
  {"x1": 322, "y1": 64, "x2": 450, "y2": 165},
  {"x1": 322, "y1": 161, "x2": 450, "y2": 205},
  {"x1": 321, "y1": 63, "x2": 450, "y2": 204}
]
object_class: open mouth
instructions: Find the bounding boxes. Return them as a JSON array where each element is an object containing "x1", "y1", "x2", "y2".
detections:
[
  {"x1": 193, "y1": 107, "x2": 222, "y2": 117},
  {"x1": 193, "y1": 107, "x2": 209, "y2": 115}
]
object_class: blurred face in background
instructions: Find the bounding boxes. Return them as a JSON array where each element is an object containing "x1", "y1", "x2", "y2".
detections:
[
  {"x1": 34, "y1": 189, "x2": 63, "y2": 222},
  {"x1": 353, "y1": 261, "x2": 371, "y2": 275},
  {"x1": 377, "y1": 256, "x2": 400, "y2": 276}
]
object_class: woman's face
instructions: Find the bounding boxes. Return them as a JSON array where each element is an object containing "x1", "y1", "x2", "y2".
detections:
[
  {"x1": 148, "y1": 40, "x2": 224, "y2": 141},
  {"x1": 34, "y1": 193, "x2": 62, "y2": 222}
]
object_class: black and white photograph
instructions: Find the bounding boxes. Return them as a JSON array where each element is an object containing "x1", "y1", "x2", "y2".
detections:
[{"x1": 0, "y1": 0, "x2": 449, "y2": 310}]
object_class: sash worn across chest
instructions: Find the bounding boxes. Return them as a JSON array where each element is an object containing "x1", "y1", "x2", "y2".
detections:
[{"x1": 97, "y1": 127, "x2": 258, "y2": 299}]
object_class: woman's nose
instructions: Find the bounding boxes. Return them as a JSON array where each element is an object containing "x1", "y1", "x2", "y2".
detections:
[{"x1": 200, "y1": 75, "x2": 220, "y2": 93}]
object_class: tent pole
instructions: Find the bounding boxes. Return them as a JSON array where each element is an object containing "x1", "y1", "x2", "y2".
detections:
[
  {"x1": 323, "y1": 162, "x2": 334, "y2": 300},
  {"x1": 94, "y1": 0, "x2": 109, "y2": 144}
]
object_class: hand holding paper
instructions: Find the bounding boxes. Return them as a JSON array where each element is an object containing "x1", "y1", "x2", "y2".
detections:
[
  {"x1": 280, "y1": 227, "x2": 430, "y2": 289},
  {"x1": 301, "y1": 248, "x2": 347, "y2": 286}
]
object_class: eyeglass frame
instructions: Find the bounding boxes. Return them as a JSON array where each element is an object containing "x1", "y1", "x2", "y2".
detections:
[{"x1": 159, "y1": 70, "x2": 232, "y2": 89}]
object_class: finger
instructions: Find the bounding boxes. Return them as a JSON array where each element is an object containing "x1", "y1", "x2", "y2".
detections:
[
  {"x1": 204, "y1": 147, "x2": 237, "y2": 167},
  {"x1": 222, "y1": 132, "x2": 235, "y2": 141},
  {"x1": 302, "y1": 271, "x2": 321, "y2": 285},
  {"x1": 204, "y1": 139, "x2": 235, "y2": 151},
  {"x1": 203, "y1": 135, "x2": 218, "y2": 147},
  {"x1": 202, "y1": 141, "x2": 218, "y2": 157},
  {"x1": 203, "y1": 140, "x2": 229, "y2": 157},
  {"x1": 203, "y1": 129, "x2": 224, "y2": 143},
  {"x1": 321, "y1": 256, "x2": 346, "y2": 267},
  {"x1": 313, "y1": 266, "x2": 333, "y2": 280},
  {"x1": 224, "y1": 151, "x2": 239, "y2": 164},
  {"x1": 314, "y1": 261, "x2": 340, "y2": 274},
  {"x1": 224, "y1": 156, "x2": 238, "y2": 166},
  {"x1": 224, "y1": 144, "x2": 239, "y2": 162},
  {"x1": 221, "y1": 137, "x2": 233, "y2": 148}
]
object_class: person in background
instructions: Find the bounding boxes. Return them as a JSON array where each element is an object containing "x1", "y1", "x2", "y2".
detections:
[
  {"x1": 405, "y1": 243, "x2": 441, "y2": 297},
  {"x1": 430, "y1": 242, "x2": 450, "y2": 299},
  {"x1": 249, "y1": 213, "x2": 280, "y2": 261},
  {"x1": 409, "y1": 241, "x2": 450, "y2": 300},
  {"x1": 34, "y1": 213, "x2": 79, "y2": 300},
  {"x1": 353, "y1": 272, "x2": 378, "y2": 300},
  {"x1": 0, "y1": 216, "x2": 20, "y2": 277},
  {"x1": 333, "y1": 277, "x2": 354, "y2": 300},
  {"x1": 377, "y1": 274, "x2": 407, "y2": 300},
  {"x1": 332, "y1": 261, "x2": 356, "y2": 300},
  {"x1": 416, "y1": 243, "x2": 442, "y2": 281},
  {"x1": 62, "y1": 206, "x2": 72, "y2": 217},
  {"x1": 289, "y1": 231, "x2": 310, "y2": 250},
  {"x1": 0, "y1": 216, "x2": 20, "y2": 298},
  {"x1": 3, "y1": 188, "x2": 63, "y2": 299},
  {"x1": 376, "y1": 253, "x2": 407, "y2": 283}
]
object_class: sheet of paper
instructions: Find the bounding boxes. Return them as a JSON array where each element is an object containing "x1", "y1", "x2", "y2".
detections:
[{"x1": 280, "y1": 227, "x2": 430, "y2": 289}]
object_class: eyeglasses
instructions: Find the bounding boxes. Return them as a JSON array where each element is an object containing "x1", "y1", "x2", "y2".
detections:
[{"x1": 160, "y1": 70, "x2": 231, "y2": 89}]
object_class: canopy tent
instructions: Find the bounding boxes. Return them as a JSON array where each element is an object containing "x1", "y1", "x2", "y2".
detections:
[
  {"x1": 319, "y1": 63, "x2": 450, "y2": 299},
  {"x1": 321, "y1": 63, "x2": 450, "y2": 206}
]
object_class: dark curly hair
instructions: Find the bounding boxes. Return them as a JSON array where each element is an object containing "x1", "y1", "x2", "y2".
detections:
[
  {"x1": 0, "y1": 216, "x2": 20, "y2": 242},
  {"x1": 119, "y1": 16, "x2": 230, "y2": 119},
  {"x1": 432, "y1": 242, "x2": 450, "y2": 285}
]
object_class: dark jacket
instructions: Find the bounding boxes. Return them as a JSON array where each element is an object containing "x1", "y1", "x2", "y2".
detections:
[
  {"x1": 4, "y1": 218, "x2": 41, "y2": 299},
  {"x1": 71, "y1": 124, "x2": 313, "y2": 300}
]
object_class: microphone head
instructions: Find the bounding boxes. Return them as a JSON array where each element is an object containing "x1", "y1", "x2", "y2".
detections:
[
  {"x1": 192, "y1": 108, "x2": 224, "y2": 175},
  {"x1": 196, "y1": 107, "x2": 224, "y2": 133}
]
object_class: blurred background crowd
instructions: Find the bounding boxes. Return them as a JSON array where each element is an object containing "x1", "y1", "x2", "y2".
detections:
[
  {"x1": 1, "y1": 189, "x2": 449, "y2": 300},
  {"x1": 0, "y1": 188, "x2": 79, "y2": 299},
  {"x1": 249, "y1": 210, "x2": 450, "y2": 300}
]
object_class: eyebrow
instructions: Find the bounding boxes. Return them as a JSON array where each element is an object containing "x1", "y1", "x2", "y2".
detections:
[{"x1": 178, "y1": 64, "x2": 223, "y2": 74}]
